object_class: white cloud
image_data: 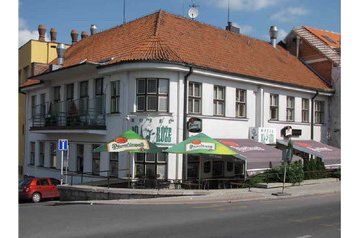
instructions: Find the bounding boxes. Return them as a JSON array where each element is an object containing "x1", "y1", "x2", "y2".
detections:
[
  {"x1": 270, "y1": 7, "x2": 308, "y2": 22},
  {"x1": 207, "y1": 0, "x2": 282, "y2": 11},
  {"x1": 232, "y1": 22, "x2": 253, "y2": 34},
  {"x1": 19, "y1": 18, "x2": 38, "y2": 47}
]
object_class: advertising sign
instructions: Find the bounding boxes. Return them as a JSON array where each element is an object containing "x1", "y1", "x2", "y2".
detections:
[
  {"x1": 249, "y1": 127, "x2": 276, "y2": 144},
  {"x1": 130, "y1": 116, "x2": 176, "y2": 145},
  {"x1": 107, "y1": 138, "x2": 149, "y2": 152}
]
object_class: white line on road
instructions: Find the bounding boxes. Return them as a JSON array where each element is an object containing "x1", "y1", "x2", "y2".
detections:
[{"x1": 296, "y1": 235, "x2": 312, "y2": 238}]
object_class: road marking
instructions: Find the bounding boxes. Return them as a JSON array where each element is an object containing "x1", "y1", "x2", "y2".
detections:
[
  {"x1": 290, "y1": 216, "x2": 323, "y2": 223},
  {"x1": 296, "y1": 235, "x2": 312, "y2": 238}
]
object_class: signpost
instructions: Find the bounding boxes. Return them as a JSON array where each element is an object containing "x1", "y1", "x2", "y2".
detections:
[{"x1": 58, "y1": 139, "x2": 69, "y2": 185}]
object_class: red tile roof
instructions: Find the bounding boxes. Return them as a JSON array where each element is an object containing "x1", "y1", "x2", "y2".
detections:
[
  {"x1": 39, "y1": 11, "x2": 331, "y2": 91},
  {"x1": 303, "y1": 26, "x2": 340, "y2": 49}
]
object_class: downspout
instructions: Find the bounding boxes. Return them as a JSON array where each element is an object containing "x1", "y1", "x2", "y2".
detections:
[
  {"x1": 311, "y1": 90, "x2": 319, "y2": 140},
  {"x1": 182, "y1": 67, "x2": 193, "y2": 180}
]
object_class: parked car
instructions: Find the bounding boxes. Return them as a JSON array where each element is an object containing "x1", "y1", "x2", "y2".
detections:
[{"x1": 19, "y1": 177, "x2": 61, "y2": 203}]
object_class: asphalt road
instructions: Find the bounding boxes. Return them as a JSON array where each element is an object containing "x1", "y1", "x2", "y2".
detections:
[{"x1": 19, "y1": 194, "x2": 340, "y2": 238}]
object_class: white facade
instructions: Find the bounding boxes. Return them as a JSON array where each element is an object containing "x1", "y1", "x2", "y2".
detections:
[{"x1": 23, "y1": 62, "x2": 331, "y2": 183}]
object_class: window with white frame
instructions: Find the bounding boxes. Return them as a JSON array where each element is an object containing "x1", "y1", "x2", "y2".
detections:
[
  {"x1": 213, "y1": 85, "x2": 225, "y2": 116},
  {"x1": 79, "y1": 81, "x2": 88, "y2": 113},
  {"x1": 270, "y1": 94, "x2": 279, "y2": 120},
  {"x1": 95, "y1": 78, "x2": 104, "y2": 114},
  {"x1": 38, "y1": 142, "x2": 44, "y2": 167},
  {"x1": 40, "y1": 93, "x2": 46, "y2": 116},
  {"x1": 188, "y1": 82, "x2": 202, "y2": 114},
  {"x1": 236, "y1": 89, "x2": 246, "y2": 118},
  {"x1": 110, "y1": 80, "x2": 120, "y2": 113},
  {"x1": 31, "y1": 95, "x2": 37, "y2": 118},
  {"x1": 302, "y1": 98, "x2": 309, "y2": 123},
  {"x1": 286, "y1": 96, "x2": 295, "y2": 121},
  {"x1": 52, "y1": 86, "x2": 61, "y2": 115},
  {"x1": 50, "y1": 142, "x2": 57, "y2": 168},
  {"x1": 136, "y1": 78, "x2": 169, "y2": 112},
  {"x1": 29, "y1": 142, "x2": 35, "y2": 165},
  {"x1": 314, "y1": 100, "x2": 325, "y2": 124},
  {"x1": 135, "y1": 152, "x2": 167, "y2": 179}
]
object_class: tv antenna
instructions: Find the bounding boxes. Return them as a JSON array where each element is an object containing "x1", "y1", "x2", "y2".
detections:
[{"x1": 188, "y1": 1, "x2": 199, "y2": 20}]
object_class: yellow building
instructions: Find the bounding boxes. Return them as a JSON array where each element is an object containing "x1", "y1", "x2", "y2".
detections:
[{"x1": 18, "y1": 25, "x2": 70, "y2": 177}]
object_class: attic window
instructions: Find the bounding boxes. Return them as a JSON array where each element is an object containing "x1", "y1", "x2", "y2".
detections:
[
  {"x1": 98, "y1": 57, "x2": 114, "y2": 65},
  {"x1": 321, "y1": 35, "x2": 336, "y2": 44}
]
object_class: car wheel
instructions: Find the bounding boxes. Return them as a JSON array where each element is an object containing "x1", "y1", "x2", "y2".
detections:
[{"x1": 32, "y1": 192, "x2": 41, "y2": 203}]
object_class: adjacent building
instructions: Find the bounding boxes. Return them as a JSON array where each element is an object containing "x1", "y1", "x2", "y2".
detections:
[
  {"x1": 18, "y1": 25, "x2": 70, "y2": 177},
  {"x1": 284, "y1": 26, "x2": 341, "y2": 148},
  {"x1": 20, "y1": 11, "x2": 336, "y2": 184}
]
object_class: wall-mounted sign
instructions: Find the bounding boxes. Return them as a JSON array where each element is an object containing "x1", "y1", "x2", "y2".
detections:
[
  {"x1": 130, "y1": 116, "x2": 176, "y2": 145},
  {"x1": 249, "y1": 127, "x2": 276, "y2": 144},
  {"x1": 187, "y1": 117, "x2": 202, "y2": 133}
]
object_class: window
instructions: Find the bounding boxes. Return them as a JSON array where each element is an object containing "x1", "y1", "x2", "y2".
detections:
[
  {"x1": 234, "y1": 161, "x2": 243, "y2": 175},
  {"x1": 187, "y1": 155, "x2": 199, "y2": 179},
  {"x1": 135, "y1": 152, "x2": 167, "y2": 179},
  {"x1": 111, "y1": 81, "x2": 120, "y2": 113},
  {"x1": 92, "y1": 144, "x2": 100, "y2": 175},
  {"x1": 270, "y1": 94, "x2": 279, "y2": 120},
  {"x1": 227, "y1": 161, "x2": 234, "y2": 172},
  {"x1": 37, "y1": 179, "x2": 49, "y2": 186},
  {"x1": 213, "y1": 85, "x2": 225, "y2": 116},
  {"x1": 302, "y1": 98, "x2": 309, "y2": 123},
  {"x1": 76, "y1": 144, "x2": 84, "y2": 173},
  {"x1": 52, "y1": 86, "x2": 61, "y2": 115},
  {"x1": 50, "y1": 142, "x2": 57, "y2": 168},
  {"x1": 66, "y1": 84, "x2": 74, "y2": 101},
  {"x1": 188, "y1": 82, "x2": 202, "y2": 114},
  {"x1": 203, "y1": 161, "x2": 211, "y2": 173},
  {"x1": 31, "y1": 95, "x2": 37, "y2": 118},
  {"x1": 79, "y1": 81, "x2": 88, "y2": 113},
  {"x1": 212, "y1": 161, "x2": 224, "y2": 177},
  {"x1": 236, "y1": 89, "x2": 246, "y2": 118},
  {"x1": 40, "y1": 94, "x2": 46, "y2": 116},
  {"x1": 136, "y1": 78, "x2": 169, "y2": 112},
  {"x1": 29, "y1": 142, "x2": 35, "y2": 165},
  {"x1": 95, "y1": 78, "x2": 104, "y2": 114},
  {"x1": 109, "y1": 153, "x2": 118, "y2": 177},
  {"x1": 38, "y1": 142, "x2": 44, "y2": 167},
  {"x1": 314, "y1": 101, "x2": 325, "y2": 124},
  {"x1": 286, "y1": 96, "x2": 295, "y2": 121}
]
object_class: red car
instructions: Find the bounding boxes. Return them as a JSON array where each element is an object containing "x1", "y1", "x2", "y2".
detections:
[{"x1": 19, "y1": 177, "x2": 61, "y2": 203}]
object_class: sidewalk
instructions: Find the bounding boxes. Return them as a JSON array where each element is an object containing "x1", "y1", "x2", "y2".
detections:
[{"x1": 55, "y1": 178, "x2": 340, "y2": 205}]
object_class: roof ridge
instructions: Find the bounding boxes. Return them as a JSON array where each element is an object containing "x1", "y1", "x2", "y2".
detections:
[
  {"x1": 303, "y1": 26, "x2": 340, "y2": 36},
  {"x1": 154, "y1": 10, "x2": 163, "y2": 36}
]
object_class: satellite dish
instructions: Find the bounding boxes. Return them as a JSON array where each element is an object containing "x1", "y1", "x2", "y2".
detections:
[{"x1": 188, "y1": 7, "x2": 199, "y2": 19}]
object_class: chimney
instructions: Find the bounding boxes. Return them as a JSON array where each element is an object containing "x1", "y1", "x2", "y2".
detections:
[
  {"x1": 81, "y1": 31, "x2": 89, "y2": 40},
  {"x1": 56, "y1": 43, "x2": 66, "y2": 65},
  {"x1": 71, "y1": 29, "x2": 78, "y2": 44},
  {"x1": 226, "y1": 22, "x2": 240, "y2": 34},
  {"x1": 269, "y1": 26, "x2": 278, "y2": 48},
  {"x1": 38, "y1": 24, "x2": 46, "y2": 42},
  {"x1": 90, "y1": 24, "x2": 97, "y2": 35},
  {"x1": 50, "y1": 28, "x2": 57, "y2": 42}
]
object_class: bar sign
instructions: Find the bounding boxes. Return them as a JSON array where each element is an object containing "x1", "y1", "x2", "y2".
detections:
[{"x1": 58, "y1": 139, "x2": 69, "y2": 151}]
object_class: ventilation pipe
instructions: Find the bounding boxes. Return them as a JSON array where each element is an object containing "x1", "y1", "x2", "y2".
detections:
[
  {"x1": 90, "y1": 24, "x2": 97, "y2": 35},
  {"x1": 38, "y1": 24, "x2": 46, "y2": 42},
  {"x1": 81, "y1": 31, "x2": 89, "y2": 40},
  {"x1": 50, "y1": 28, "x2": 57, "y2": 42},
  {"x1": 71, "y1": 29, "x2": 78, "y2": 44},
  {"x1": 56, "y1": 43, "x2": 66, "y2": 65},
  {"x1": 269, "y1": 26, "x2": 278, "y2": 48}
]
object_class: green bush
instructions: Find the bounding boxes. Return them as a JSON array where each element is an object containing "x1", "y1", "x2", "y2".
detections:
[{"x1": 303, "y1": 158, "x2": 327, "y2": 180}]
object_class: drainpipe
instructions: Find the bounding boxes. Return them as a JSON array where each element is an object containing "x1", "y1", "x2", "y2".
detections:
[
  {"x1": 182, "y1": 67, "x2": 193, "y2": 180},
  {"x1": 311, "y1": 90, "x2": 319, "y2": 140}
]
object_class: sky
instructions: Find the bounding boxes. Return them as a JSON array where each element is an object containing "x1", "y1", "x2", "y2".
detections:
[{"x1": 19, "y1": 0, "x2": 341, "y2": 47}]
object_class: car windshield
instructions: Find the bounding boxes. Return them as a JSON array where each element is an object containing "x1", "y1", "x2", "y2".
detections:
[{"x1": 19, "y1": 178, "x2": 33, "y2": 187}]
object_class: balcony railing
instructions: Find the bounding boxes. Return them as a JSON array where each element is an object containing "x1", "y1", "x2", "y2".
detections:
[{"x1": 31, "y1": 96, "x2": 106, "y2": 130}]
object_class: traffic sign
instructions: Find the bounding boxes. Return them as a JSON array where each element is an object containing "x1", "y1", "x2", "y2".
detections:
[{"x1": 58, "y1": 139, "x2": 69, "y2": 151}]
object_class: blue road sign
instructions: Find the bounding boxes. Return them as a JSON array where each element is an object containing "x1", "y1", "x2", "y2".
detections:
[{"x1": 58, "y1": 139, "x2": 69, "y2": 151}]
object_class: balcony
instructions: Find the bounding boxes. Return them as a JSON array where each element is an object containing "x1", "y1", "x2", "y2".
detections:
[{"x1": 30, "y1": 96, "x2": 106, "y2": 131}]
